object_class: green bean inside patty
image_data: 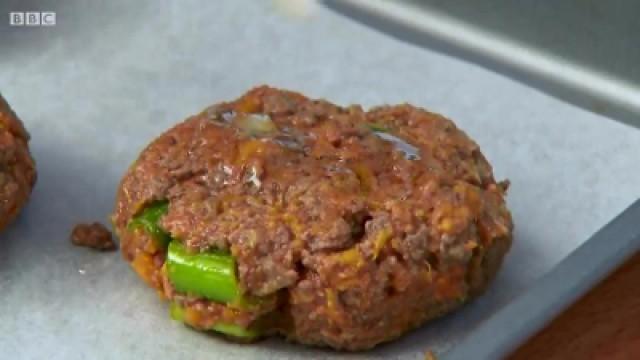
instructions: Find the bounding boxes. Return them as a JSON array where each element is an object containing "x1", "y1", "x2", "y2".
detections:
[
  {"x1": 166, "y1": 241, "x2": 240, "y2": 304},
  {"x1": 128, "y1": 202, "x2": 258, "y2": 339},
  {"x1": 127, "y1": 201, "x2": 171, "y2": 248}
]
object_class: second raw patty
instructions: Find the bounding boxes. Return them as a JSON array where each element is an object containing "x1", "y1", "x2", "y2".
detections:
[
  {"x1": 112, "y1": 86, "x2": 513, "y2": 350},
  {"x1": 0, "y1": 94, "x2": 36, "y2": 232}
]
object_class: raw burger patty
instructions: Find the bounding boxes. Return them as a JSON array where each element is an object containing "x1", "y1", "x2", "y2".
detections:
[
  {"x1": 112, "y1": 86, "x2": 513, "y2": 350},
  {"x1": 0, "y1": 94, "x2": 36, "y2": 231}
]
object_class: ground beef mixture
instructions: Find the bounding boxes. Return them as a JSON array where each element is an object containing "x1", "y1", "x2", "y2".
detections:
[
  {"x1": 112, "y1": 86, "x2": 513, "y2": 350},
  {"x1": 71, "y1": 222, "x2": 117, "y2": 251},
  {"x1": 0, "y1": 93, "x2": 36, "y2": 231}
]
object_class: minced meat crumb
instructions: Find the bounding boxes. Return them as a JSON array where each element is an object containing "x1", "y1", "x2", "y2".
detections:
[{"x1": 71, "y1": 222, "x2": 116, "y2": 251}]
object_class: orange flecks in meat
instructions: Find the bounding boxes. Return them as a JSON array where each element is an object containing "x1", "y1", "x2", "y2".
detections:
[
  {"x1": 235, "y1": 94, "x2": 263, "y2": 113},
  {"x1": 335, "y1": 248, "x2": 364, "y2": 268},
  {"x1": 335, "y1": 277, "x2": 361, "y2": 291},
  {"x1": 131, "y1": 252, "x2": 156, "y2": 286},
  {"x1": 454, "y1": 182, "x2": 482, "y2": 214},
  {"x1": 184, "y1": 307, "x2": 203, "y2": 326},
  {"x1": 372, "y1": 228, "x2": 392, "y2": 259},
  {"x1": 351, "y1": 163, "x2": 375, "y2": 193},
  {"x1": 236, "y1": 140, "x2": 267, "y2": 164},
  {"x1": 282, "y1": 213, "x2": 304, "y2": 249},
  {"x1": 434, "y1": 266, "x2": 465, "y2": 301},
  {"x1": 437, "y1": 206, "x2": 471, "y2": 235},
  {"x1": 464, "y1": 240, "x2": 479, "y2": 251},
  {"x1": 325, "y1": 288, "x2": 343, "y2": 321}
]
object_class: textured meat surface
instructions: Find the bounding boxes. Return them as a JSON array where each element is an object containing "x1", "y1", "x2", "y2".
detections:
[
  {"x1": 0, "y1": 94, "x2": 36, "y2": 231},
  {"x1": 113, "y1": 86, "x2": 513, "y2": 350}
]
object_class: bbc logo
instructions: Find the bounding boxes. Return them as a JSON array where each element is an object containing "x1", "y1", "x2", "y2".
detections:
[{"x1": 9, "y1": 12, "x2": 56, "y2": 26}]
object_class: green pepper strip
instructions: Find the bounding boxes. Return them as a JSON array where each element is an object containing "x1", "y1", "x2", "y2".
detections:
[
  {"x1": 127, "y1": 201, "x2": 171, "y2": 248},
  {"x1": 167, "y1": 241, "x2": 239, "y2": 304},
  {"x1": 170, "y1": 302, "x2": 259, "y2": 339},
  {"x1": 129, "y1": 202, "x2": 261, "y2": 338},
  {"x1": 366, "y1": 122, "x2": 390, "y2": 132}
]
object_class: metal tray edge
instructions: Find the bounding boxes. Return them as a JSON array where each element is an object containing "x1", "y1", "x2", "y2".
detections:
[
  {"x1": 324, "y1": 0, "x2": 640, "y2": 128},
  {"x1": 443, "y1": 198, "x2": 640, "y2": 359}
]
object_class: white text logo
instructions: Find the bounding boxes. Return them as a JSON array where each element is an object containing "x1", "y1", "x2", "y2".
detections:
[{"x1": 9, "y1": 12, "x2": 56, "y2": 26}]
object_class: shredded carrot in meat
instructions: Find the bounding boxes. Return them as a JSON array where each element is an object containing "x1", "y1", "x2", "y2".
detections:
[
  {"x1": 335, "y1": 277, "x2": 361, "y2": 291},
  {"x1": 351, "y1": 163, "x2": 375, "y2": 193},
  {"x1": 325, "y1": 288, "x2": 342, "y2": 320},
  {"x1": 131, "y1": 252, "x2": 155, "y2": 286},
  {"x1": 283, "y1": 213, "x2": 304, "y2": 249},
  {"x1": 434, "y1": 266, "x2": 465, "y2": 300},
  {"x1": 142, "y1": 232, "x2": 160, "y2": 253},
  {"x1": 336, "y1": 248, "x2": 364, "y2": 267},
  {"x1": 372, "y1": 228, "x2": 392, "y2": 259},
  {"x1": 235, "y1": 95, "x2": 262, "y2": 113},
  {"x1": 184, "y1": 307, "x2": 202, "y2": 326},
  {"x1": 236, "y1": 140, "x2": 266, "y2": 164}
]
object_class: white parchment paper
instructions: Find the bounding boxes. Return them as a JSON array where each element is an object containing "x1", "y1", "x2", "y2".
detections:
[{"x1": 1, "y1": 1, "x2": 639, "y2": 359}]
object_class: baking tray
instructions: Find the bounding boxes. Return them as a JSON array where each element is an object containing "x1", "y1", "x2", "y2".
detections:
[
  {"x1": 325, "y1": 0, "x2": 640, "y2": 130},
  {"x1": 1, "y1": 1, "x2": 639, "y2": 359}
]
